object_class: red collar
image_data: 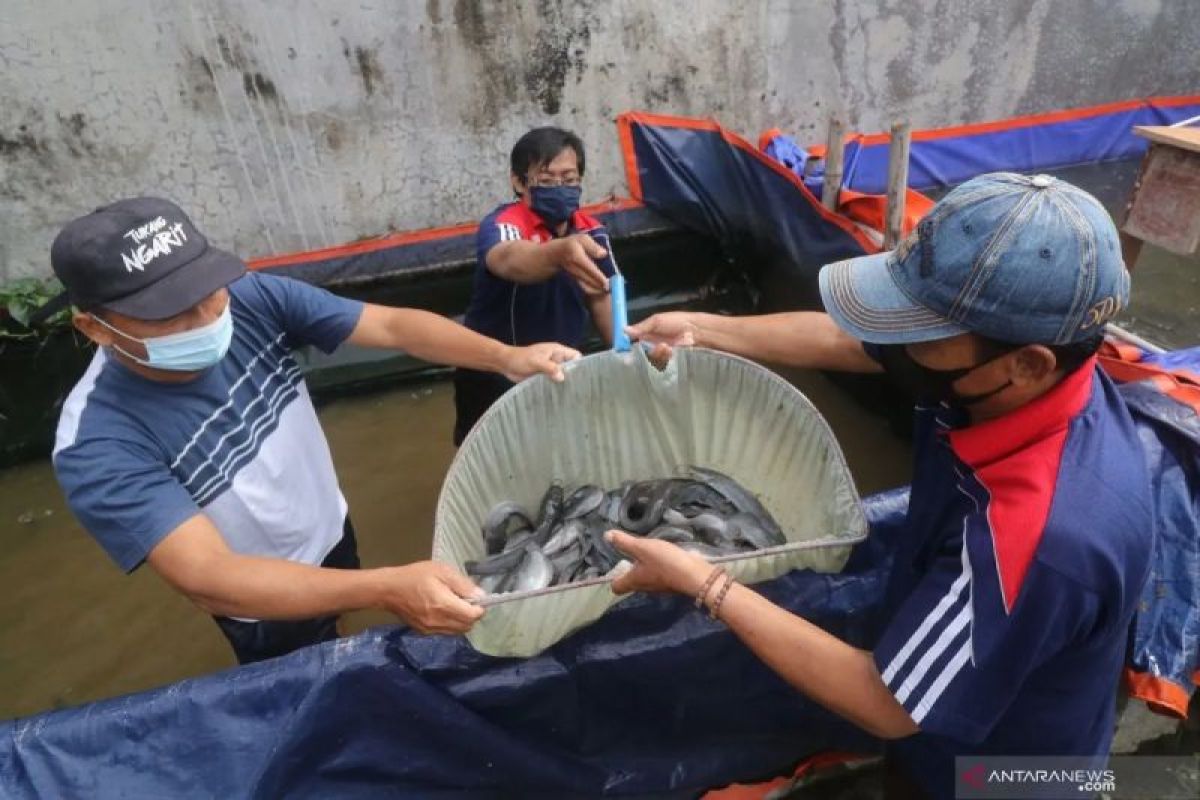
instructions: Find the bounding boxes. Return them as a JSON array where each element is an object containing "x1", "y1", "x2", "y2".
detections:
[
  {"x1": 507, "y1": 201, "x2": 590, "y2": 238},
  {"x1": 508, "y1": 202, "x2": 547, "y2": 234},
  {"x1": 948, "y1": 356, "x2": 1097, "y2": 468}
]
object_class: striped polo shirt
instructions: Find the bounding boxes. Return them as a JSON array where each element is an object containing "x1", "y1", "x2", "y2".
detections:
[{"x1": 53, "y1": 272, "x2": 363, "y2": 579}]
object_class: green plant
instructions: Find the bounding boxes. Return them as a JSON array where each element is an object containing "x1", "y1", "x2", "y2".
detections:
[{"x1": 1, "y1": 277, "x2": 71, "y2": 339}]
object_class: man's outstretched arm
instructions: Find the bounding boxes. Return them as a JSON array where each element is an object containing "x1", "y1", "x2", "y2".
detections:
[
  {"x1": 348, "y1": 304, "x2": 580, "y2": 383},
  {"x1": 629, "y1": 311, "x2": 881, "y2": 372},
  {"x1": 148, "y1": 514, "x2": 484, "y2": 634}
]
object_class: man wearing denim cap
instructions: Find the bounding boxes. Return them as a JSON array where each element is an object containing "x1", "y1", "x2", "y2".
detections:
[
  {"x1": 43, "y1": 197, "x2": 581, "y2": 665},
  {"x1": 611, "y1": 173, "x2": 1153, "y2": 798}
]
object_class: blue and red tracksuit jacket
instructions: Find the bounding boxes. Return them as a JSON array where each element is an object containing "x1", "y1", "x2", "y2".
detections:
[
  {"x1": 873, "y1": 359, "x2": 1153, "y2": 798},
  {"x1": 464, "y1": 201, "x2": 611, "y2": 347}
]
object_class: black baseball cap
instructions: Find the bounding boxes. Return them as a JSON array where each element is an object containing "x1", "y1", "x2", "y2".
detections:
[{"x1": 32, "y1": 197, "x2": 246, "y2": 324}]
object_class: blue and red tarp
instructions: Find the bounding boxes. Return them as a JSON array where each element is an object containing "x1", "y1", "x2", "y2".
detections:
[{"x1": 802, "y1": 95, "x2": 1200, "y2": 195}]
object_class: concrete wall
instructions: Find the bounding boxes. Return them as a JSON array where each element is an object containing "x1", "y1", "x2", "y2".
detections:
[{"x1": 2, "y1": 0, "x2": 1198, "y2": 281}]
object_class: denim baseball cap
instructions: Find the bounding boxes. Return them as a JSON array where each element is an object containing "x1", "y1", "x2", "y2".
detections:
[
  {"x1": 818, "y1": 172, "x2": 1130, "y2": 345},
  {"x1": 32, "y1": 197, "x2": 245, "y2": 323}
]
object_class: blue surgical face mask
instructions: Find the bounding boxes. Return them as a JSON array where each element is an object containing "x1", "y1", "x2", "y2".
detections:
[
  {"x1": 92, "y1": 303, "x2": 234, "y2": 372},
  {"x1": 529, "y1": 185, "x2": 582, "y2": 227}
]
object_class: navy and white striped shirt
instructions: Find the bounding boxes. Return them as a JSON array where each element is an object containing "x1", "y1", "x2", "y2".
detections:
[{"x1": 54, "y1": 272, "x2": 363, "y2": 578}]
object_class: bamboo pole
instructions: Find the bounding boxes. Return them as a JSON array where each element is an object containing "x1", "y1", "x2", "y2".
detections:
[
  {"x1": 822, "y1": 115, "x2": 845, "y2": 212},
  {"x1": 884, "y1": 121, "x2": 912, "y2": 249}
]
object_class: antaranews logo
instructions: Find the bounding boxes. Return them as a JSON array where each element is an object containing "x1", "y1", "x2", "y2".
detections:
[
  {"x1": 956, "y1": 755, "x2": 1197, "y2": 799},
  {"x1": 960, "y1": 763, "x2": 986, "y2": 790}
]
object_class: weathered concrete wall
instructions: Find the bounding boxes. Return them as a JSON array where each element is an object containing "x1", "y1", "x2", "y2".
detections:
[{"x1": 2, "y1": 0, "x2": 1198, "y2": 281}]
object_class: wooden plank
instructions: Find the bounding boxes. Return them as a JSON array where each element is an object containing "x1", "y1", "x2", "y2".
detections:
[
  {"x1": 883, "y1": 122, "x2": 911, "y2": 249},
  {"x1": 1118, "y1": 145, "x2": 1154, "y2": 269},
  {"x1": 1134, "y1": 125, "x2": 1200, "y2": 153},
  {"x1": 822, "y1": 116, "x2": 845, "y2": 212},
  {"x1": 1122, "y1": 143, "x2": 1200, "y2": 255}
]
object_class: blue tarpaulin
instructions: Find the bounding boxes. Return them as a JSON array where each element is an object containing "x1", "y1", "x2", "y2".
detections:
[
  {"x1": 821, "y1": 97, "x2": 1200, "y2": 195},
  {"x1": 617, "y1": 112, "x2": 880, "y2": 280},
  {"x1": 1115, "y1": 357, "x2": 1200, "y2": 714}
]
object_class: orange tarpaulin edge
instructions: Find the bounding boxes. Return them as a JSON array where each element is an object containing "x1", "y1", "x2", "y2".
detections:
[
  {"x1": 838, "y1": 187, "x2": 934, "y2": 240},
  {"x1": 1124, "y1": 668, "x2": 1193, "y2": 719},
  {"x1": 776, "y1": 93, "x2": 1200, "y2": 157},
  {"x1": 854, "y1": 94, "x2": 1200, "y2": 147},
  {"x1": 702, "y1": 751, "x2": 874, "y2": 800},
  {"x1": 615, "y1": 111, "x2": 882, "y2": 255},
  {"x1": 1098, "y1": 341, "x2": 1200, "y2": 416}
]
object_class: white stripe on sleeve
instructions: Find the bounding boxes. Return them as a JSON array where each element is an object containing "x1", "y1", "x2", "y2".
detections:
[
  {"x1": 910, "y1": 638, "x2": 974, "y2": 724},
  {"x1": 881, "y1": 569, "x2": 970, "y2": 685},
  {"x1": 893, "y1": 601, "x2": 972, "y2": 705}
]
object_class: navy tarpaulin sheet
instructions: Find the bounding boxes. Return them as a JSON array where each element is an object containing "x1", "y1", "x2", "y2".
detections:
[
  {"x1": 0, "y1": 489, "x2": 908, "y2": 800},
  {"x1": 831, "y1": 95, "x2": 1200, "y2": 195},
  {"x1": 616, "y1": 113, "x2": 878, "y2": 282},
  {"x1": 1103, "y1": 344, "x2": 1200, "y2": 717}
]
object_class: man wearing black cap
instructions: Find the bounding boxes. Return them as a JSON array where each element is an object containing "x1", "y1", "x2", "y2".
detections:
[{"x1": 45, "y1": 197, "x2": 580, "y2": 664}]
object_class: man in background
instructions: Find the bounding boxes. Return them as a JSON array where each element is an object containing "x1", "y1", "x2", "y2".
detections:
[{"x1": 454, "y1": 126, "x2": 615, "y2": 444}]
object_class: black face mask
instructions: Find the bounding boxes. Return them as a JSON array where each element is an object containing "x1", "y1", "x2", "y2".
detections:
[
  {"x1": 878, "y1": 344, "x2": 1014, "y2": 407},
  {"x1": 529, "y1": 185, "x2": 582, "y2": 227}
]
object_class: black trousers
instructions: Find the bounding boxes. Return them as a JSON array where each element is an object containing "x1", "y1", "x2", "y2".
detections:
[
  {"x1": 452, "y1": 368, "x2": 515, "y2": 446},
  {"x1": 213, "y1": 517, "x2": 361, "y2": 665}
]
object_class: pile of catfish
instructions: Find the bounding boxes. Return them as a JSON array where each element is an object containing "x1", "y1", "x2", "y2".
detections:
[{"x1": 466, "y1": 467, "x2": 787, "y2": 595}]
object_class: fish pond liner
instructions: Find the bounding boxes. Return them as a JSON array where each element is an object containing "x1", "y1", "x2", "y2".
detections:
[
  {"x1": 160, "y1": 95, "x2": 1200, "y2": 292},
  {"x1": 435, "y1": 347, "x2": 869, "y2": 657},
  {"x1": 796, "y1": 94, "x2": 1200, "y2": 195}
]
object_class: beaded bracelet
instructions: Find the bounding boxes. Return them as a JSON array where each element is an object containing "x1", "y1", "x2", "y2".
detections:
[
  {"x1": 694, "y1": 566, "x2": 726, "y2": 609},
  {"x1": 708, "y1": 574, "x2": 736, "y2": 620}
]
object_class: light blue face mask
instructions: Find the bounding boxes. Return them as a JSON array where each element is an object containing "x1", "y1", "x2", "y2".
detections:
[{"x1": 91, "y1": 303, "x2": 234, "y2": 372}]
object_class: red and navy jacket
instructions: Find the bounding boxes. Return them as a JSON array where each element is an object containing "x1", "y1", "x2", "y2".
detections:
[
  {"x1": 873, "y1": 359, "x2": 1153, "y2": 798},
  {"x1": 464, "y1": 202, "x2": 612, "y2": 347}
]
